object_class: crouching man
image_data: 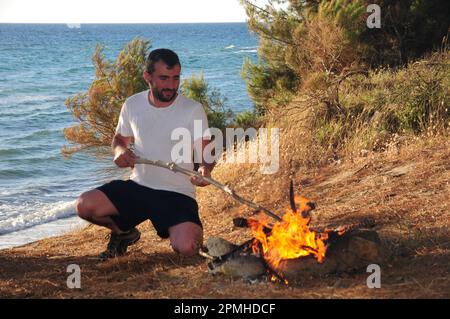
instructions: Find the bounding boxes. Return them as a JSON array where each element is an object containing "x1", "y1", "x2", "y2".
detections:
[{"x1": 76, "y1": 48, "x2": 213, "y2": 259}]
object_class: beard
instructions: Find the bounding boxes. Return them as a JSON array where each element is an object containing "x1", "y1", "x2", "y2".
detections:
[{"x1": 152, "y1": 87, "x2": 177, "y2": 103}]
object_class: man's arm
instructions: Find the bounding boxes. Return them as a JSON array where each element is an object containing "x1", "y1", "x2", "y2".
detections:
[
  {"x1": 112, "y1": 133, "x2": 136, "y2": 168},
  {"x1": 201, "y1": 138, "x2": 217, "y2": 168},
  {"x1": 190, "y1": 138, "x2": 215, "y2": 187}
]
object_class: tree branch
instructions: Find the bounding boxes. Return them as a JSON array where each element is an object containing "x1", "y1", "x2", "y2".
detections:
[{"x1": 135, "y1": 157, "x2": 282, "y2": 221}]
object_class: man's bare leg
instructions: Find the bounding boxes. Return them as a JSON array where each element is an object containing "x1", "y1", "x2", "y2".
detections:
[
  {"x1": 169, "y1": 222, "x2": 203, "y2": 257},
  {"x1": 76, "y1": 189, "x2": 123, "y2": 234},
  {"x1": 76, "y1": 189, "x2": 141, "y2": 259}
]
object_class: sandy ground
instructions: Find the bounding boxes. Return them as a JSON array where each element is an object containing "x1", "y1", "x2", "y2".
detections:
[{"x1": 0, "y1": 136, "x2": 449, "y2": 298}]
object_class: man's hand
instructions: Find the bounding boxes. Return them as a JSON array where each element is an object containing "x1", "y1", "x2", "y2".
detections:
[
  {"x1": 113, "y1": 146, "x2": 136, "y2": 168},
  {"x1": 190, "y1": 165, "x2": 211, "y2": 187}
]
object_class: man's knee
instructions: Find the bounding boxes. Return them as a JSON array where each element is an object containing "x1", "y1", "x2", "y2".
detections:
[
  {"x1": 169, "y1": 222, "x2": 203, "y2": 256},
  {"x1": 76, "y1": 192, "x2": 95, "y2": 220},
  {"x1": 171, "y1": 240, "x2": 200, "y2": 257}
]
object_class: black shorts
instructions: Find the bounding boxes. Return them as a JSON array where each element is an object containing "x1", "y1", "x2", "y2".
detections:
[{"x1": 96, "y1": 180, "x2": 201, "y2": 238}]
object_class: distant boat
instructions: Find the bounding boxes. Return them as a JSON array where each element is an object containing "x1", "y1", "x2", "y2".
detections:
[{"x1": 66, "y1": 23, "x2": 81, "y2": 29}]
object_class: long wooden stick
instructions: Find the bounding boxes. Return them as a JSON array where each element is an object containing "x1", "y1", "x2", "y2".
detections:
[{"x1": 135, "y1": 157, "x2": 281, "y2": 221}]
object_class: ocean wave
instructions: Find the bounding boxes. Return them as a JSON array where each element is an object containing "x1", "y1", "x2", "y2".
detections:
[
  {"x1": 0, "y1": 94, "x2": 60, "y2": 108},
  {"x1": 0, "y1": 148, "x2": 29, "y2": 157},
  {"x1": 60, "y1": 65, "x2": 94, "y2": 76},
  {"x1": 3, "y1": 128, "x2": 62, "y2": 143},
  {"x1": 0, "y1": 154, "x2": 62, "y2": 167},
  {"x1": 0, "y1": 145, "x2": 51, "y2": 158},
  {"x1": 235, "y1": 49, "x2": 258, "y2": 54},
  {"x1": 0, "y1": 167, "x2": 39, "y2": 178},
  {"x1": 225, "y1": 45, "x2": 235, "y2": 49},
  {"x1": 66, "y1": 24, "x2": 81, "y2": 29},
  {"x1": 0, "y1": 200, "x2": 76, "y2": 235}
]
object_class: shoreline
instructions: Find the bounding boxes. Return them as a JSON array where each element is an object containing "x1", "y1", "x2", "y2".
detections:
[{"x1": 0, "y1": 216, "x2": 87, "y2": 251}]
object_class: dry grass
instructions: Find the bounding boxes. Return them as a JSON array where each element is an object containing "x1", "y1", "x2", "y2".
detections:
[{"x1": 0, "y1": 130, "x2": 449, "y2": 298}]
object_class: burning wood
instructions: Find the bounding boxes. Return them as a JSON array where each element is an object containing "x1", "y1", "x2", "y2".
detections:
[
  {"x1": 233, "y1": 217, "x2": 376, "y2": 242},
  {"x1": 247, "y1": 196, "x2": 328, "y2": 269}
]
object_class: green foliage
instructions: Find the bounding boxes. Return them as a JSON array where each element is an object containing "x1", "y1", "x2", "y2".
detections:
[
  {"x1": 360, "y1": 0, "x2": 450, "y2": 66},
  {"x1": 391, "y1": 57, "x2": 450, "y2": 133},
  {"x1": 240, "y1": 0, "x2": 450, "y2": 113},
  {"x1": 242, "y1": 57, "x2": 298, "y2": 113},
  {"x1": 240, "y1": 0, "x2": 368, "y2": 112},
  {"x1": 234, "y1": 110, "x2": 262, "y2": 130},
  {"x1": 318, "y1": 0, "x2": 366, "y2": 40},
  {"x1": 62, "y1": 38, "x2": 149, "y2": 157},
  {"x1": 181, "y1": 72, "x2": 233, "y2": 133},
  {"x1": 312, "y1": 51, "x2": 450, "y2": 152}
]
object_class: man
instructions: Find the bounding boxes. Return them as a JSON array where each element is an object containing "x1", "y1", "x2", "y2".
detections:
[{"x1": 76, "y1": 48, "x2": 213, "y2": 260}]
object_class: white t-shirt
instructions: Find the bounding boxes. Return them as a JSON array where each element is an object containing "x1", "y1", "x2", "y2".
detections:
[{"x1": 116, "y1": 90, "x2": 209, "y2": 199}]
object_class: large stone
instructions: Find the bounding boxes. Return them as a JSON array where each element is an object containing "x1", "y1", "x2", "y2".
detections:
[
  {"x1": 205, "y1": 236, "x2": 238, "y2": 257},
  {"x1": 208, "y1": 255, "x2": 267, "y2": 279},
  {"x1": 278, "y1": 230, "x2": 387, "y2": 282},
  {"x1": 383, "y1": 164, "x2": 415, "y2": 177},
  {"x1": 205, "y1": 237, "x2": 267, "y2": 279}
]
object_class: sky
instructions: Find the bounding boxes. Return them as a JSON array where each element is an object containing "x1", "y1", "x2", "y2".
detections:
[{"x1": 0, "y1": 0, "x2": 249, "y2": 23}]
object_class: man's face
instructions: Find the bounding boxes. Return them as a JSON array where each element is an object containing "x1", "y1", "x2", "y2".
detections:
[{"x1": 144, "y1": 60, "x2": 181, "y2": 103}]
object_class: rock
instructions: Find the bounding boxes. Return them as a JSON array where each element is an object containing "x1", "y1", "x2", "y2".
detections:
[
  {"x1": 205, "y1": 237, "x2": 266, "y2": 279},
  {"x1": 384, "y1": 164, "x2": 415, "y2": 177},
  {"x1": 277, "y1": 230, "x2": 387, "y2": 283},
  {"x1": 208, "y1": 255, "x2": 266, "y2": 279},
  {"x1": 318, "y1": 170, "x2": 356, "y2": 187},
  {"x1": 347, "y1": 236, "x2": 380, "y2": 262},
  {"x1": 205, "y1": 236, "x2": 237, "y2": 257},
  {"x1": 279, "y1": 255, "x2": 339, "y2": 279}
]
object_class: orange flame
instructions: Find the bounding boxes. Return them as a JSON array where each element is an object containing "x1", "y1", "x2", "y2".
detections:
[{"x1": 248, "y1": 196, "x2": 328, "y2": 270}]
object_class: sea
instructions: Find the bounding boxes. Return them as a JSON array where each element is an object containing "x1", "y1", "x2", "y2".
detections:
[{"x1": 0, "y1": 23, "x2": 258, "y2": 249}]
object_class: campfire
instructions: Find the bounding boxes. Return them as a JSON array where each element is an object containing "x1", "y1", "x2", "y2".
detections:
[
  {"x1": 248, "y1": 194, "x2": 327, "y2": 269},
  {"x1": 201, "y1": 181, "x2": 385, "y2": 284}
]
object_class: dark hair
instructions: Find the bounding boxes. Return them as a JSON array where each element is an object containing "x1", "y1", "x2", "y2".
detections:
[{"x1": 145, "y1": 48, "x2": 180, "y2": 74}]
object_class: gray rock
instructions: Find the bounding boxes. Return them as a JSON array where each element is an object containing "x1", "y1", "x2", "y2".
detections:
[
  {"x1": 205, "y1": 236, "x2": 238, "y2": 257},
  {"x1": 384, "y1": 164, "x2": 415, "y2": 177},
  {"x1": 208, "y1": 255, "x2": 267, "y2": 279},
  {"x1": 278, "y1": 230, "x2": 387, "y2": 282}
]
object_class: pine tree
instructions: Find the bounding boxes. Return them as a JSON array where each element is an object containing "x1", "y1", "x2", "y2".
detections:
[
  {"x1": 62, "y1": 38, "x2": 149, "y2": 157},
  {"x1": 240, "y1": 0, "x2": 450, "y2": 112}
]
